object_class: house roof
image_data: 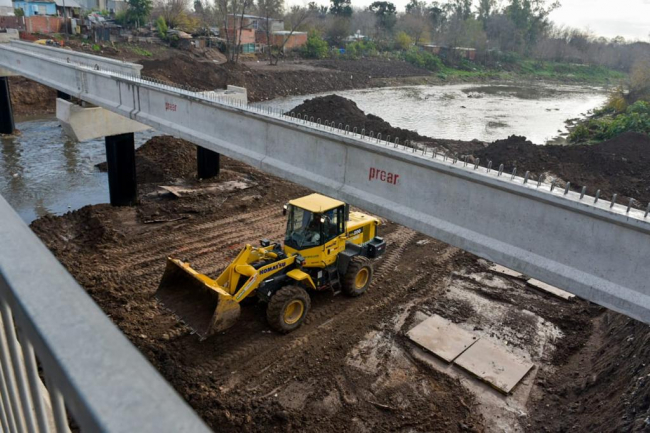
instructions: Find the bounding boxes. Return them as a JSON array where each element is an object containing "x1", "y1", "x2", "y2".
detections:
[{"x1": 53, "y1": 0, "x2": 82, "y2": 7}]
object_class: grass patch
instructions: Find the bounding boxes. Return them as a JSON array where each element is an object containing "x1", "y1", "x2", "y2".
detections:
[{"x1": 125, "y1": 45, "x2": 153, "y2": 57}]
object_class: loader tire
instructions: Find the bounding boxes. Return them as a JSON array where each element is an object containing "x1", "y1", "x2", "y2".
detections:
[
  {"x1": 342, "y1": 257, "x2": 373, "y2": 297},
  {"x1": 267, "y1": 285, "x2": 311, "y2": 333}
]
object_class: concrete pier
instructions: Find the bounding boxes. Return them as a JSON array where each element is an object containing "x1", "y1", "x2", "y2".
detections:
[
  {"x1": 197, "y1": 146, "x2": 220, "y2": 179},
  {"x1": 105, "y1": 133, "x2": 137, "y2": 206},
  {"x1": 0, "y1": 77, "x2": 14, "y2": 135}
]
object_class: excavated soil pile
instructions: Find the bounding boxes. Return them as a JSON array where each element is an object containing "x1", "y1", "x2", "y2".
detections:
[
  {"x1": 528, "y1": 312, "x2": 650, "y2": 432},
  {"x1": 474, "y1": 132, "x2": 650, "y2": 203},
  {"x1": 314, "y1": 59, "x2": 430, "y2": 78},
  {"x1": 97, "y1": 136, "x2": 198, "y2": 184},
  {"x1": 288, "y1": 95, "x2": 486, "y2": 154},
  {"x1": 9, "y1": 76, "x2": 56, "y2": 116},
  {"x1": 290, "y1": 95, "x2": 432, "y2": 143}
]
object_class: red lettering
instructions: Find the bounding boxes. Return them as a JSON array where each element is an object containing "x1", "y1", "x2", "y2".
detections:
[{"x1": 368, "y1": 167, "x2": 400, "y2": 185}]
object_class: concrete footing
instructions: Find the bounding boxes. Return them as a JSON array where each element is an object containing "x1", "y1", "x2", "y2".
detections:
[
  {"x1": 197, "y1": 146, "x2": 220, "y2": 179},
  {"x1": 0, "y1": 77, "x2": 14, "y2": 135},
  {"x1": 105, "y1": 133, "x2": 137, "y2": 206}
]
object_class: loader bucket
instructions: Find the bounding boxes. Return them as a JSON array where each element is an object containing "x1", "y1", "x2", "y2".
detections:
[{"x1": 156, "y1": 258, "x2": 241, "y2": 340}]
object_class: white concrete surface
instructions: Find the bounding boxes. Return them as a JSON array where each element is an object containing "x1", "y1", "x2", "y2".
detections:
[
  {"x1": 1, "y1": 44, "x2": 650, "y2": 325},
  {"x1": 56, "y1": 98, "x2": 150, "y2": 142}
]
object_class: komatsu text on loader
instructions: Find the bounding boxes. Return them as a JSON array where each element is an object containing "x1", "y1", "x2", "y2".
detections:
[{"x1": 156, "y1": 193, "x2": 386, "y2": 339}]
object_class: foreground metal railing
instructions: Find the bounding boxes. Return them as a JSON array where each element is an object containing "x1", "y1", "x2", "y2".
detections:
[{"x1": 0, "y1": 195, "x2": 210, "y2": 433}]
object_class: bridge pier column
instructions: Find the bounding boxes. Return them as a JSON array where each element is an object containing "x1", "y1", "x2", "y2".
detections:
[
  {"x1": 0, "y1": 77, "x2": 15, "y2": 135},
  {"x1": 197, "y1": 146, "x2": 220, "y2": 179},
  {"x1": 105, "y1": 133, "x2": 137, "y2": 206}
]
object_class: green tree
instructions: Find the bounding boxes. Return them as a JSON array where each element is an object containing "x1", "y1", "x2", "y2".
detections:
[
  {"x1": 329, "y1": 0, "x2": 352, "y2": 17},
  {"x1": 156, "y1": 16, "x2": 168, "y2": 39},
  {"x1": 506, "y1": 0, "x2": 559, "y2": 53},
  {"x1": 369, "y1": 1, "x2": 397, "y2": 37},
  {"x1": 394, "y1": 31, "x2": 413, "y2": 50},
  {"x1": 477, "y1": 0, "x2": 496, "y2": 23},
  {"x1": 303, "y1": 30, "x2": 329, "y2": 58},
  {"x1": 127, "y1": 0, "x2": 152, "y2": 27}
]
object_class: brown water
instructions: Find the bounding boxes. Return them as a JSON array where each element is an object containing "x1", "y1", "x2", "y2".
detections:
[{"x1": 257, "y1": 83, "x2": 608, "y2": 144}]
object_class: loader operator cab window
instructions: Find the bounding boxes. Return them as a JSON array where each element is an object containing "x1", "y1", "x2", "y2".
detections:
[
  {"x1": 285, "y1": 205, "x2": 345, "y2": 249},
  {"x1": 285, "y1": 206, "x2": 322, "y2": 249}
]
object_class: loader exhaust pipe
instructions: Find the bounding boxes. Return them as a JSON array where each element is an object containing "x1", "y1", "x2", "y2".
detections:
[{"x1": 156, "y1": 258, "x2": 241, "y2": 340}]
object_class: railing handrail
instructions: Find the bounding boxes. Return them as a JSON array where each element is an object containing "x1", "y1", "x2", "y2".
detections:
[{"x1": 0, "y1": 194, "x2": 210, "y2": 432}]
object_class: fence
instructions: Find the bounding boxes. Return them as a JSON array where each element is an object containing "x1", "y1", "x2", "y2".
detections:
[
  {"x1": 24, "y1": 16, "x2": 63, "y2": 34},
  {"x1": 0, "y1": 194, "x2": 210, "y2": 432}
]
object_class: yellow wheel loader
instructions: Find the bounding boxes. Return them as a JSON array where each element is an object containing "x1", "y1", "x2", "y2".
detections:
[{"x1": 156, "y1": 193, "x2": 386, "y2": 339}]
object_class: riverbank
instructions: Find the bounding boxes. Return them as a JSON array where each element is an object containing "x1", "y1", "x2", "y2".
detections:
[{"x1": 8, "y1": 41, "x2": 625, "y2": 117}]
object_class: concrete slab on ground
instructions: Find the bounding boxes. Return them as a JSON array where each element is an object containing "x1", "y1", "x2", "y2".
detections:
[
  {"x1": 527, "y1": 278, "x2": 575, "y2": 300},
  {"x1": 489, "y1": 264, "x2": 525, "y2": 279},
  {"x1": 453, "y1": 338, "x2": 534, "y2": 394},
  {"x1": 407, "y1": 314, "x2": 479, "y2": 363}
]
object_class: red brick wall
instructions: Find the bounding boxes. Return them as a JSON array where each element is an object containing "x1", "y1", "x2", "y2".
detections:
[
  {"x1": 0, "y1": 16, "x2": 26, "y2": 31},
  {"x1": 25, "y1": 16, "x2": 64, "y2": 34}
]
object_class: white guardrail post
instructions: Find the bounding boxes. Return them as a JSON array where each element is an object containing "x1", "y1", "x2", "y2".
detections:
[{"x1": 0, "y1": 194, "x2": 210, "y2": 433}]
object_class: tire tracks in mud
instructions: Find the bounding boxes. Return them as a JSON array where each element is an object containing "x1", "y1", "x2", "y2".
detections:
[{"x1": 214, "y1": 226, "x2": 418, "y2": 373}]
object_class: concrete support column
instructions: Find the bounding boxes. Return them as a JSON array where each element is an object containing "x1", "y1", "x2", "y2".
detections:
[
  {"x1": 0, "y1": 77, "x2": 15, "y2": 135},
  {"x1": 197, "y1": 146, "x2": 220, "y2": 179},
  {"x1": 105, "y1": 133, "x2": 137, "y2": 206}
]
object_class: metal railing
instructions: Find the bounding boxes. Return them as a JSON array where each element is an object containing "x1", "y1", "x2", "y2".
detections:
[{"x1": 0, "y1": 194, "x2": 210, "y2": 433}]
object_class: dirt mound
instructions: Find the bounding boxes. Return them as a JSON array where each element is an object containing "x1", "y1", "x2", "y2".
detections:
[
  {"x1": 314, "y1": 58, "x2": 431, "y2": 78},
  {"x1": 97, "y1": 135, "x2": 198, "y2": 184},
  {"x1": 9, "y1": 76, "x2": 56, "y2": 116},
  {"x1": 474, "y1": 132, "x2": 650, "y2": 203},
  {"x1": 289, "y1": 95, "x2": 432, "y2": 144}
]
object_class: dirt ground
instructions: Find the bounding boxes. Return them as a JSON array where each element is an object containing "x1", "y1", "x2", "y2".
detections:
[
  {"x1": 29, "y1": 123, "x2": 650, "y2": 431},
  {"x1": 9, "y1": 41, "x2": 434, "y2": 116},
  {"x1": 472, "y1": 132, "x2": 650, "y2": 204}
]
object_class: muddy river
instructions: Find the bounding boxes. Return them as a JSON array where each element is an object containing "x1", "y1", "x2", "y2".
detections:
[
  {"x1": 1, "y1": 83, "x2": 606, "y2": 223},
  {"x1": 257, "y1": 83, "x2": 607, "y2": 144}
]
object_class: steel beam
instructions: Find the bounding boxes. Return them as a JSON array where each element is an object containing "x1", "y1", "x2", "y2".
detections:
[{"x1": 1, "y1": 45, "x2": 650, "y2": 324}]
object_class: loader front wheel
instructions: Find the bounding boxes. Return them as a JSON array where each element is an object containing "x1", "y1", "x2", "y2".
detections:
[
  {"x1": 267, "y1": 285, "x2": 311, "y2": 333},
  {"x1": 342, "y1": 257, "x2": 373, "y2": 297}
]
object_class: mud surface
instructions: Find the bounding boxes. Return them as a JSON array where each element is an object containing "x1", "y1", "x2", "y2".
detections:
[
  {"x1": 29, "y1": 134, "x2": 650, "y2": 432},
  {"x1": 473, "y1": 132, "x2": 650, "y2": 204}
]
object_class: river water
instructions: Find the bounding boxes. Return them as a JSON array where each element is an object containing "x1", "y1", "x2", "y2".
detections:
[{"x1": 1, "y1": 83, "x2": 607, "y2": 223}]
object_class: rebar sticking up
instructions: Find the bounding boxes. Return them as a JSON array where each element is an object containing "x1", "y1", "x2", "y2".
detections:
[{"x1": 610, "y1": 194, "x2": 617, "y2": 208}]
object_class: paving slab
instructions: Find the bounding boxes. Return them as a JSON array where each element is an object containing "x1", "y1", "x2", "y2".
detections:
[
  {"x1": 527, "y1": 278, "x2": 575, "y2": 300},
  {"x1": 407, "y1": 315, "x2": 479, "y2": 363},
  {"x1": 489, "y1": 264, "x2": 525, "y2": 279},
  {"x1": 453, "y1": 339, "x2": 534, "y2": 394}
]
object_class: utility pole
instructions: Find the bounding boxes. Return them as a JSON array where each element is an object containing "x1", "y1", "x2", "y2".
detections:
[{"x1": 62, "y1": 0, "x2": 69, "y2": 41}]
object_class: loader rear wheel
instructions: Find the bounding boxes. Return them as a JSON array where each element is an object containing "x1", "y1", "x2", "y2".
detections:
[
  {"x1": 267, "y1": 285, "x2": 311, "y2": 333},
  {"x1": 342, "y1": 257, "x2": 373, "y2": 297}
]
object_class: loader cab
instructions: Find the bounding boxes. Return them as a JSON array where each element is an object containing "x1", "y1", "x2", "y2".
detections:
[{"x1": 283, "y1": 194, "x2": 347, "y2": 266}]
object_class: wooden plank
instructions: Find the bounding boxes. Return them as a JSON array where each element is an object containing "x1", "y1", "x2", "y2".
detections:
[{"x1": 527, "y1": 278, "x2": 575, "y2": 300}]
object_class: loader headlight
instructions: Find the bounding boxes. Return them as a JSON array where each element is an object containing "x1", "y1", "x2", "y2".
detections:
[
  {"x1": 295, "y1": 255, "x2": 305, "y2": 266},
  {"x1": 283, "y1": 204, "x2": 288, "y2": 216}
]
